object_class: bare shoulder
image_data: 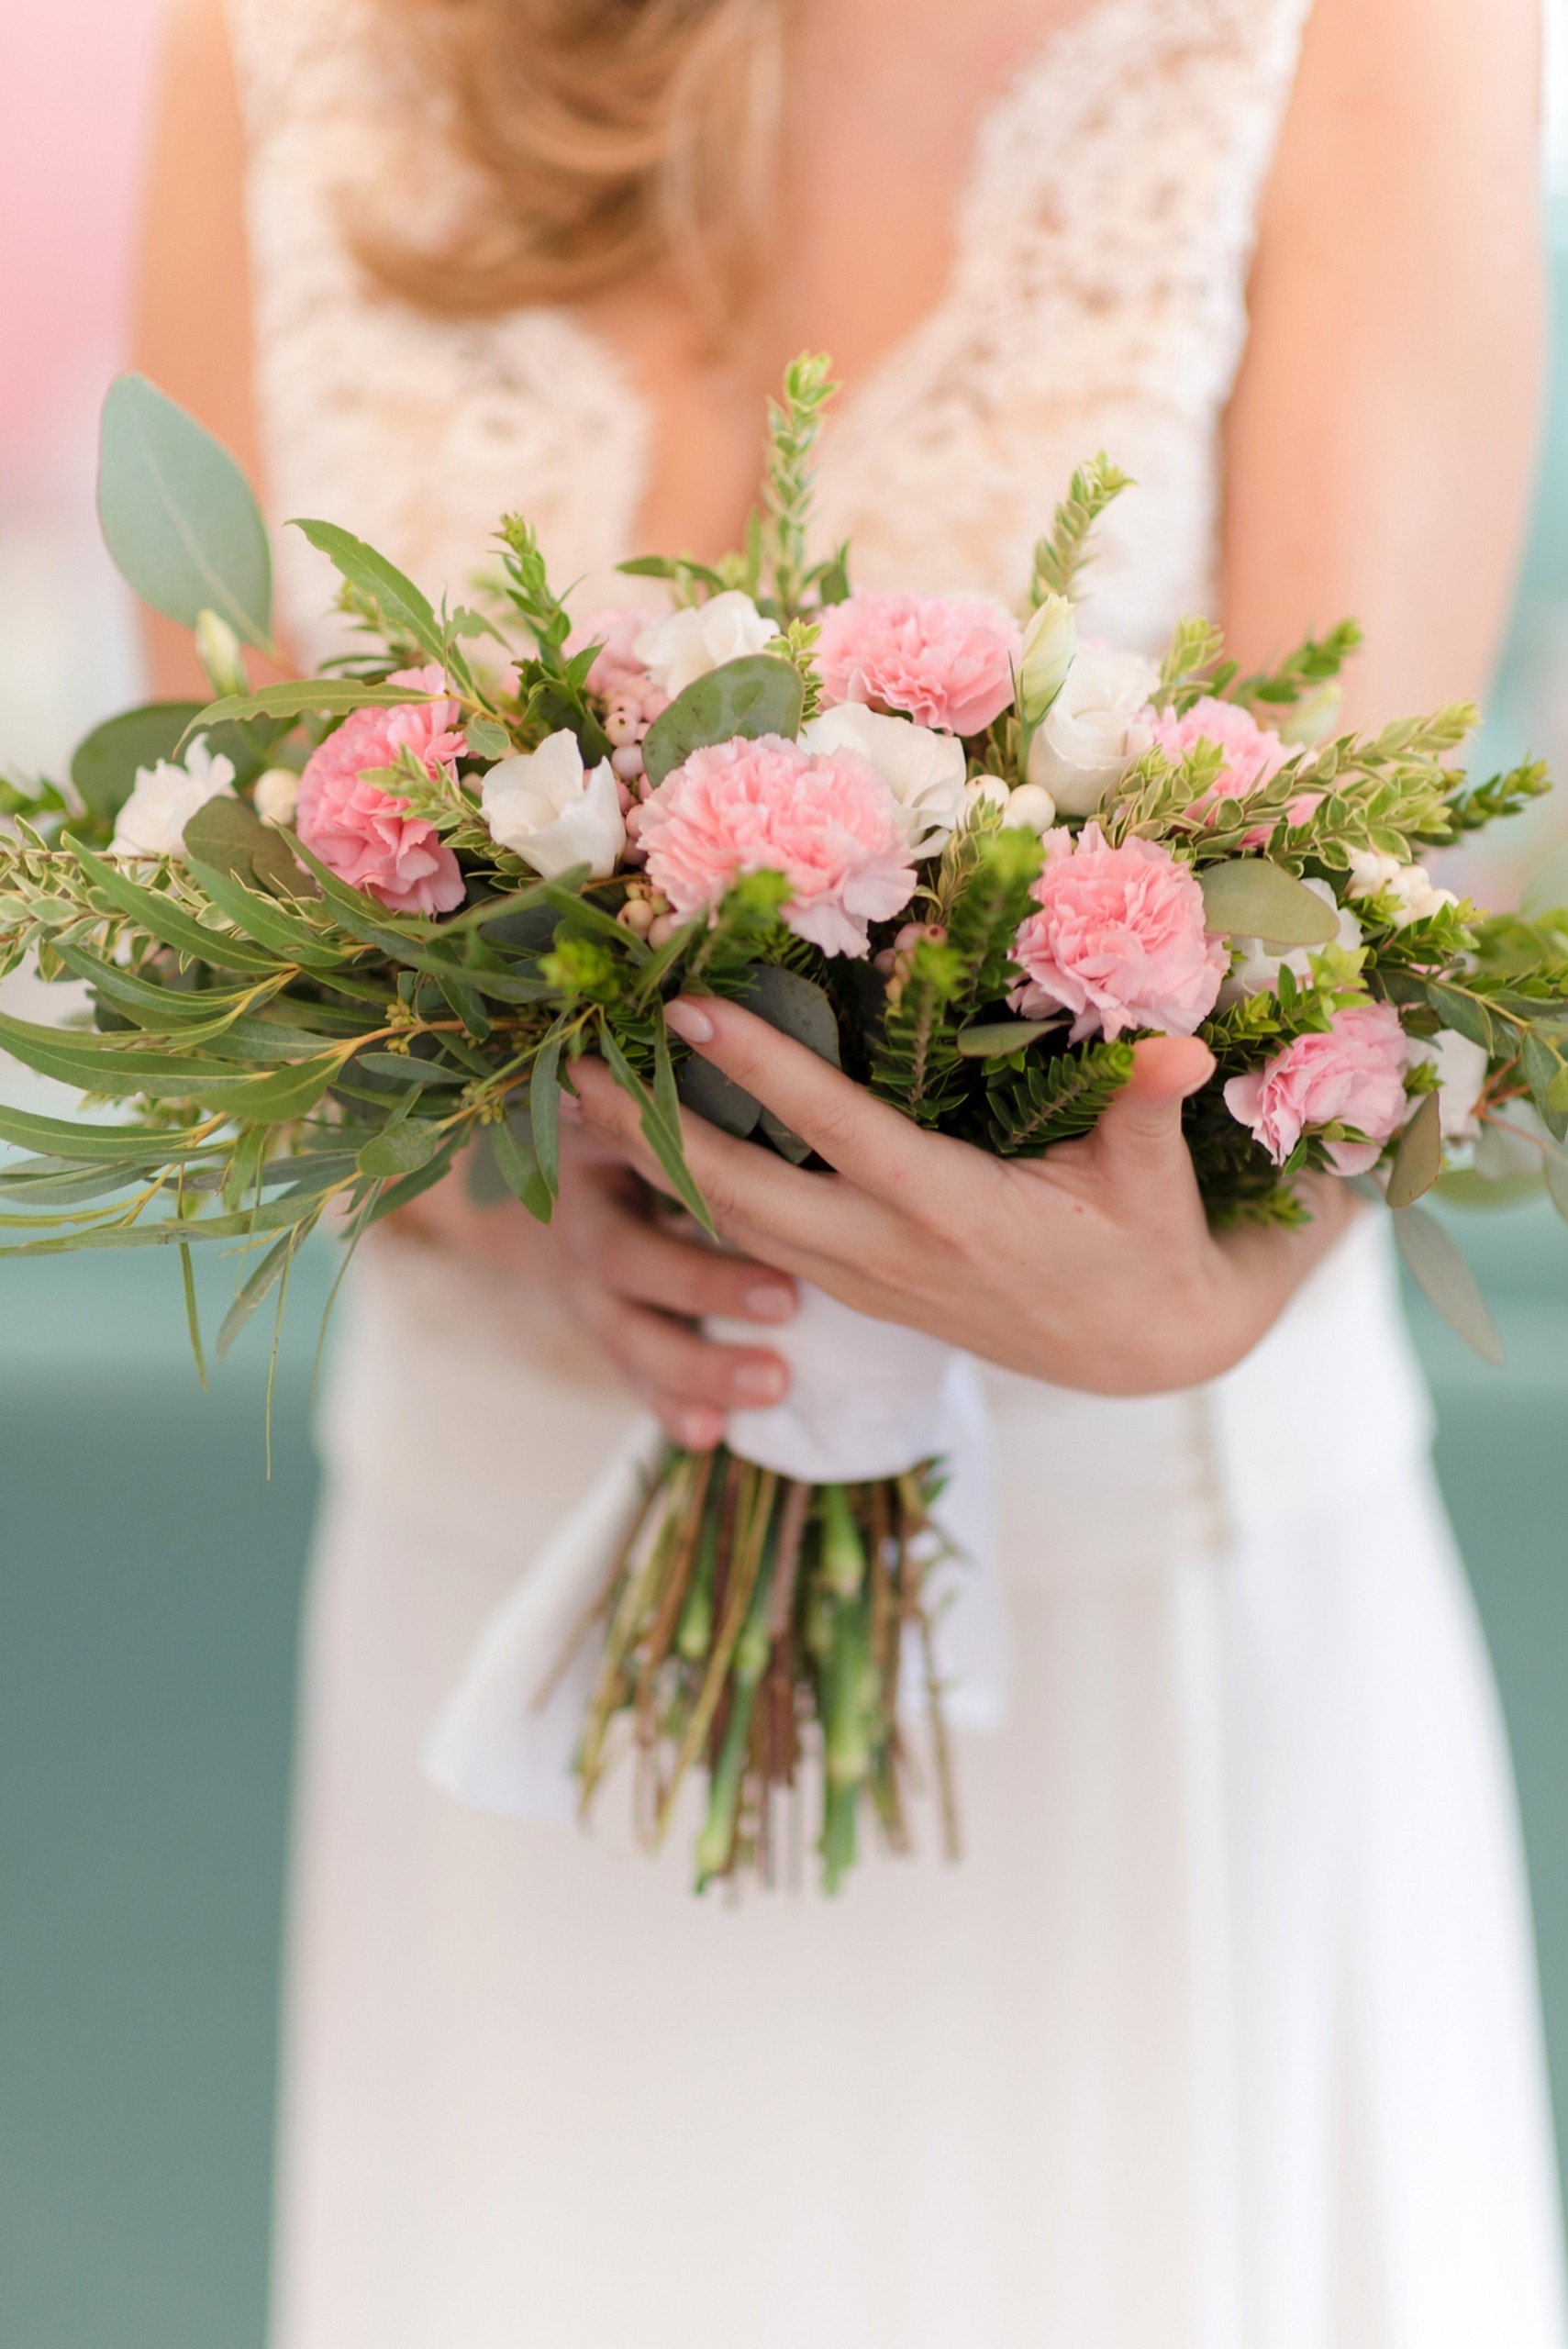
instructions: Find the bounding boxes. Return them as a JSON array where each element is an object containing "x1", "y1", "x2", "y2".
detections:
[
  {"x1": 135, "y1": 0, "x2": 265, "y2": 692},
  {"x1": 1221, "y1": 0, "x2": 1544, "y2": 716}
]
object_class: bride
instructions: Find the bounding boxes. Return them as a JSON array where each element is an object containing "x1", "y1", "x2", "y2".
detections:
[{"x1": 138, "y1": 0, "x2": 1564, "y2": 2340}]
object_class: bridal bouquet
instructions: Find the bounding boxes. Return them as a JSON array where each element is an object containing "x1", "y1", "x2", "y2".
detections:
[{"x1": 3, "y1": 357, "x2": 1566, "y2": 1891}]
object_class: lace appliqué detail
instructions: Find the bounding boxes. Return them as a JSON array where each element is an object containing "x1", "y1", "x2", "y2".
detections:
[{"x1": 226, "y1": 0, "x2": 1309, "y2": 662}]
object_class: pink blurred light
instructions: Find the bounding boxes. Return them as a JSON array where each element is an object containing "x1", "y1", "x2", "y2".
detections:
[{"x1": 0, "y1": 0, "x2": 167, "y2": 491}]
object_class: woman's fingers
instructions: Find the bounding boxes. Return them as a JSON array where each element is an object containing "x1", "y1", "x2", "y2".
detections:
[
  {"x1": 563, "y1": 1160, "x2": 798, "y2": 1327},
  {"x1": 572, "y1": 1052, "x2": 881, "y2": 1268},
  {"x1": 663, "y1": 996, "x2": 959, "y2": 1201},
  {"x1": 573, "y1": 1286, "x2": 789, "y2": 1449},
  {"x1": 1087, "y1": 1035, "x2": 1215, "y2": 1196}
]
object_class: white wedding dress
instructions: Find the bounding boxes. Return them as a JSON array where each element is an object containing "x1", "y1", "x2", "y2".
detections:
[{"x1": 228, "y1": 1, "x2": 1568, "y2": 2342}]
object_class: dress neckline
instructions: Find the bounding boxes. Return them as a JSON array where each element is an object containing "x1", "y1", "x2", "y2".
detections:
[{"x1": 550, "y1": 0, "x2": 1153, "y2": 564}]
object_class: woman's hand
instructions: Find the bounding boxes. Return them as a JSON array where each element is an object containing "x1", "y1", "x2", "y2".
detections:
[
  {"x1": 393, "y1": 1126, "x2": 796, "y2": 1446},
  {"x1": 573, "y1": 998, "x2": 1359, "y2": 1397}
]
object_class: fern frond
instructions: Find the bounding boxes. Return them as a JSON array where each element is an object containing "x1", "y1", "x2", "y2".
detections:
[{"x1": 983, "y1": 1037, "x2": 1134, "y2": 1154}]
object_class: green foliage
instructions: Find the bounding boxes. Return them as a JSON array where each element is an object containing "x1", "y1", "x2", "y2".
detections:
[
  {"x1": 641, "y1": 655, "x2": 806, "y2": 786},
  {"x1": 1230, "y1": 620, "x2": 1362, "y2": 713},
  {"x1": 96, "y1": 373, "x2": 275, "y2": 651},
  {"x1": 1029, "y1": 453, "x2": 1132, "y2": 605},
  {"x1": 762, "y1": 351, "x2": 840, "y2": 620},
  {"x1": 983, "y1": 1037, "x2": 1134, "y2": 1154},
  {"x1": 1428, "y1": 756, "x2": 1553, "y2": 841}
]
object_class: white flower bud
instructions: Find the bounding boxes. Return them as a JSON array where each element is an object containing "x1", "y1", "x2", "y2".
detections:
[
  {"x1": 962, "y1": 774, "x2": 1010, "y2": 820},
  {"x1": 999, "y1": 782, "x2": 1057, "y2": 833},
  {"x1": 195, "y1": 608, "x2": 250, "y2": 700},
  {"x1": 253, "y1": 767, "x2": 300, "y2": 826},
  {"x1": 1016, "y1": 593, "x2": 1076, "y2": 727}
]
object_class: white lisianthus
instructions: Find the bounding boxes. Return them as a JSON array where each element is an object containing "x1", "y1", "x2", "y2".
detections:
[
  {"x1": 1024, "y1": 644, "x2": 1159, "y2": 815},
  {"x1": 253, "y1": 767, "x2": 301, "y2": 825},
  {"x1": 1220, "y1": 877, "x2": 1362, "y2": 1006},
  {"x1": 800, "y1": 702, "x2": 967, "y2": 855},
  {"x1": 1407, "y1": 1028, "x2": 1489, "y2": 1142},
  {"x1": 1345, "y1": 848, "x2": 1458, "y2": 930},
  {"x1": 633, "y1": 590, "x2": 775, "y2": 699},
  {"x1": 481, "y1": 729, "x2": 625, "y2": 880},
  {"x1": 111, "y1": 734, "x2": 237, "y2": 859},
  {"x1": 1016, "y1": 593, "x2": 1076, "y2": 728}
]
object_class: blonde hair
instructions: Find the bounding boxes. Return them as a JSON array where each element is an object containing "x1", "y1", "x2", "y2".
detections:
[{"x1": 357, "y1": 0, "x2": 785, "y2": 323}]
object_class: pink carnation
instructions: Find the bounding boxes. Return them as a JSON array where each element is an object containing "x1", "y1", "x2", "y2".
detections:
[
  {"x1": 638, "y1": 732, "x2": 917, "y2": 957},
  {"x1": 815, "y1": 592, "x2": 1022, "y2": 737},
  {"x1": 1223, "y1": 1000, "x2": 1409, "y2": 1175},
  {"x1": 1009, "y1": 822, "x2": 1228, "y2": 1041},
  {"x1": 565, "y1": 607, "x2": 658, "y2": 699},
  {"x1": 1145, "y1": 696, "x2": 1287, "y2": 811},
  {"x1": 295, "y1": 663, "x2": 465, "y2": 915}
]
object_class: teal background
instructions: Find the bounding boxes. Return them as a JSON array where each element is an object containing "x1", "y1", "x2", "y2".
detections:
[{"x1": 5, "y1": 227, "x2": 1568, "y2": 2349}]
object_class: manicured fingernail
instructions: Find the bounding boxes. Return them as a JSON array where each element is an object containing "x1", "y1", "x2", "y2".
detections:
[
  {"x1": 675, "y1": 1407, "x2": 724, "y2": 1449},
  {"x1": 665, "y1": 998, "x2": 714, "y2": 1045},
  {"x1": 741, "y1": 1283, "x2": 796, "y2": 1323},
  {"x1": 732, "y1": 1362, "x2": 786, "y2": 1404}
]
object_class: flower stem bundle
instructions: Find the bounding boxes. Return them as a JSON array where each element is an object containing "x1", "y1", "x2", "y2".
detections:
[{"x1": 573, "y1": 1447, "x2": 954, "y2": 1893}]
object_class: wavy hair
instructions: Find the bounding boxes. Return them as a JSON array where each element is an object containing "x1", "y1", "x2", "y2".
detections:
[{"x1": 356, "y1": 0, "x2": 785, "y2": 323}]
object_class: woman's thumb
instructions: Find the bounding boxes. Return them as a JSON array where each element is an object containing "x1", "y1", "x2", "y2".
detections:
[{"x1": 1092, "y1": 1034, "x2": 1215, "y2": 1190}]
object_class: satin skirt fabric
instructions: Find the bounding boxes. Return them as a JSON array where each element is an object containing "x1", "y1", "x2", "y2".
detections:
[{"x1": 268, "y1": 1218, "x2": 1568, "y2": 2349}]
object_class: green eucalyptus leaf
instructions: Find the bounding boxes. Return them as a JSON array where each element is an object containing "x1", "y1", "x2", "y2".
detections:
[
  {"x1": 1424, "y1": 981, "x2": 1495, "y2": 1054},
  {"x1": 1544, "y1": 1146, "x2": 1568, "y2": 1228},
  {"x1": 67, "y1": 841, "x2": 279, "y2": 972},
  {"x1": 1199, "y1": 859, "x2": 1340, "y2": 948},
  {"x1": 289, "y1": 519, "x2": 445, "y2": 664},
  {"x1": 71, "y1": 702, "x2": 205, "y2": 821},
  {"x1": 352, "y1": 1051, "x2": 467, "y2": 1085},
  {"x1": 1521, "y1": 1029, "x2": 1568, "y2": 1142},
  {"x1": 489, "y1": 1109, "x2": 553, "y2": 1221},
  {"x1": 1385, "y1": 1088, "x2": 1442, "y2": 1211},
  {"x1": 97, "y1": 373, "x2": 273, "y2": 646},
  {"x1": 641, "y1": 655, "x2": 806, "y2": 786},
  {"x1": 464, "y1": 715, "x2": 512, "y2": 762},
  {"x1": 0, "y1": 1103, "x2": 210, "y2": 1163},
  {"x1": 956, "y1": 1018, "x2": 1062, "y2": 1059},
  {"x1": 1392, "y1": 1203, "x2": 1505, "y2": 1364},
  {"x1": 1437, "y1": 1168, "x2": 1543, "y2": 1209},
  {"x1": 217, "y1": 1229, "x2": 302, "y2": 1363},
  {"x1": 677, "y1": 1055, "x2": 762, "y2": 1138},
  {"x1": 357, "y1": 1119, "x2": 450, "y2": 1178},
  {"x1": 184, "y1": 792, "x2": 270, "y2": 881},
  {"x1": 740, "y1": 963, "x2": 841, "y2": 1066},
  {"x1": 176, "y1": 678, "x2": 439, "y2": 751}
]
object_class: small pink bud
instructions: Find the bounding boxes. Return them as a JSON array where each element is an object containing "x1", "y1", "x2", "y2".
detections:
[
  {"x1": 611, "y1": 743, "x2": 645, "y2": 781},
  {"x1": 647, "y1": 913, "x2": 681, "y2": 949}
]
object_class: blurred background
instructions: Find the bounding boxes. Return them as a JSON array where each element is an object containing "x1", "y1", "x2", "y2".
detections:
[{"x1": 3, "y1": 6, "x2": 1568, "y2": 2345}]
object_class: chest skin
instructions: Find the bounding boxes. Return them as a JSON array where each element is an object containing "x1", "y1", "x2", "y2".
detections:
[{"x1": 571, "y1": 0, "x2": 1100, "y2": 563}]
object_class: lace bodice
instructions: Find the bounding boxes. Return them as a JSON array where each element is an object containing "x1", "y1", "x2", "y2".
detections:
[{"x1": 228, "y1": 0, "x2": 1310, "y2": 667}]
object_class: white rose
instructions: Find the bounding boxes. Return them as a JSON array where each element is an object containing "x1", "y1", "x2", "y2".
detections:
[
  {"x1": 253, "y1": 767, "x2": 300, "y2": 825},
  {"x1": 111, "y1": 734, "x2": 237, "y2": 859},
  {"x1": 481, "y1": 730, "x2": 625, "y2": 880},
  {"x1": 800, "y1": 702, "x2": 968, "y2": 854},
  {"x1": 1345, "y1": 848, "x2": 1458, "y2": 930},
  {"x1": 1016, "y1": 593, "x2": 1076, "y2": 728},
  {"x1": 633, "y1": 590, "x2": 775, "y2": 699},
  {"x1": 1406, "y1": 1028, "x2": 1489, "y2": 1142},
  {"x1": 1025, "y1": 644, "x2": 1159, "y2": 816},
  {"x1": 1219, "y1": 877, "x2": 1362, "y2": 1006}
]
